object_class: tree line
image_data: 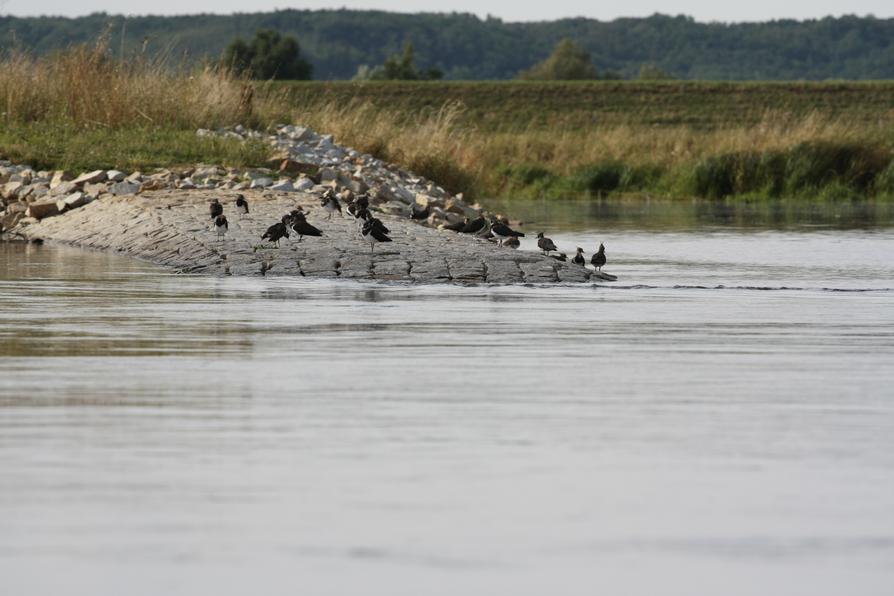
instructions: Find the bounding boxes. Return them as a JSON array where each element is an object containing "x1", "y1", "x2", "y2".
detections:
[{"x1": 2, "y1": 11, "x2": 893, "y2": 80}]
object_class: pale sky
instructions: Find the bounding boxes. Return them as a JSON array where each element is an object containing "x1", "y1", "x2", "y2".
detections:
[{"x1": 2, "y1": 0, "x2": 892, "y2": 22}]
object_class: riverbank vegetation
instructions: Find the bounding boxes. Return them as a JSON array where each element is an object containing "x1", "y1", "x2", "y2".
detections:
[
  {"x1": 284, "y1": 81, "x2": 894, "y2": 200},
  {"x1": 0, "y1": 40, "x2": 283, "y2": 172},
  {"x1": 1, "y1": 42, "x2": 892, "y2": 201}
]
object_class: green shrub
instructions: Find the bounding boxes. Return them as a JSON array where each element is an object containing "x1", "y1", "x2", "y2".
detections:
[
  {"x1": 569, "y1": 162, "x2": 625, "y2": 193},
  {"x1": 873, "y1": 162, "x2": 894, "y2": 195},
  {"x1": 784, "y1": 141, "x2": 889, "y2": 195}
]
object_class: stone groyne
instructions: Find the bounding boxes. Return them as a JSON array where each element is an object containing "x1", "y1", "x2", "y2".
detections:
[
  {"x1": 1, "y1": 124, "x2": 603, "y2": 283},
  {"x1": 12, "y1": 189, "x2": 594, "y2": 284}
]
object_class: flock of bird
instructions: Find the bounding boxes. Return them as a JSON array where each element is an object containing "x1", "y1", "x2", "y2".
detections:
[
  {"x1": 207, "y1": 191, "x2": 608, "y2": 269},
  {"x1": 208, "y1": 190, "x2": 394, "y2": 253}
]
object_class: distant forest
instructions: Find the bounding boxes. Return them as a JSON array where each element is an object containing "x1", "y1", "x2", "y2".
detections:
[{"x1": 1, "y1": 10, "x2": 893, "y2": 80}]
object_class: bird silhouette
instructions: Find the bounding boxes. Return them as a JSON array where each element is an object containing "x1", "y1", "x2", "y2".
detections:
[
  {"x1": 591, "y1": 243, "x2": 606, "y2": 271},
  {"x1": 536, "y1": 232, "x2": 558, "y2": 255}
]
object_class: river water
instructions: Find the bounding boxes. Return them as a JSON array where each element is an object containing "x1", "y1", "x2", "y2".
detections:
[{"x1": 2, "y1": 199, "x2": 893, "y2": 595}]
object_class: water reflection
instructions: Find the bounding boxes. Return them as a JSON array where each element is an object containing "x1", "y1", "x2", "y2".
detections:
[{"x1": 482, "y1": 196, "x2": 894, "y2": 232}]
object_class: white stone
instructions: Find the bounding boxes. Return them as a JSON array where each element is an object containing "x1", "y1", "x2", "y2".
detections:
[
  {"x1": 270, "y1": 179, "x2": 296, "y2": 192},
  {"x1": 250, "y1": 177, "x2": 274, "y2": 189},
  {"x1": 72, "y1": 170, "x2": 107, "y2": 185},
  {"x1": 294, "y1": 177, "x2": 315, "y2": 192},
  {"x1": 110, "y1": 181, "x2": 140, "y2": 196},
  {"x1": 106, "y1": 170, "x2": 126, "y2": 182}
]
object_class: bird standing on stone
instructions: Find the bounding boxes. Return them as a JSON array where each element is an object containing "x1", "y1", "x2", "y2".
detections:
[
  {"x1": 288, "y1": 211, "x2": 323, "y2": 242},
  {"x1": 321, "y1": 190, "x2": 342, "y2": 220},
  {"x1": 572, "y1": 247, "x2": 586, "y2": 266},
  {"x1": 461, "y1": 216, "x2": 487, "y2": 234},
  {"x1": 214, "y1": 214, "x2": 228, "y2": 241},
  {"x1": 536, "y1": 232, "x2": 558, "y2": 256},
  {"x1": 442, "y1": 219, "x2": 466, "y2": 232},
  {"x1": 361, "y1": 210, "x2": 390, "y2": 234},
  {"x1": 490, "y1": 220, "x2": 524, "y2": 246},
  {"x1": 235, "y1": 194, "x2": 249, "y2": 216},
  {"x1": 348, "y1": 193, "x2": 369, "y2": 219},
  {"x1": 362, "y1": 216, "x2": 392, "y2": 253},
  {"x1": 210, "y1": 199, "x2": 223, "y2": 220},
  {"x1": 261, "y1": 216, "x2": 290, "y2": 247},
  {"x1": 411, "y1": 204, "x2": 430, "y2": 220},
  {"x1": 591, "y1": 243, "x2": 607, "y2": 271}
]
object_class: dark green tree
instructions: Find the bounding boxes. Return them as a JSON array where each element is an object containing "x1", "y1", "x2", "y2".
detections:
[
  {"x1": 356, "y1": 42, "x2": 443, "y2": 81},
  {"x1": 518, "y1": 39, "x2": 598, "y2": 80},
  {"x1": 221, "y1": 29, "x2": 312, "y2": 80}
]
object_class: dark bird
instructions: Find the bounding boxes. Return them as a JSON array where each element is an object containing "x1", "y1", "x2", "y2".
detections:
[
  {"x1": 214, "y1": 215, "x2": 228, "y2": 241},
  {"x1": 572, "y1": 247, "x2": 586, "y2": 266},
  {"x1": 490, "y1": 221, "x2": 525, "y2": 246},
  {"x1": 362, "y1": 217, "x2": 392, "y2": 252},
  {"x1": 411, "y1": 204, "x2": 430, "y2": 220},
  {"x1": 461, "y1": 216, "x2": 487, "y2": 234},
  {"x1": 503, "y1": 236, "x2": 520, "y2": 249},
  {"x1": 551, "y1": 252, "x2": 567, "y2": 262},
  {"x1": 321, "y1": 191, "x2": 342, "y2": 219},
  {"x1": 536, "y1": 232, "x2": 558, "y2": 255},
  {"x1": 442, "y1": 219, "x2": 466, "y2": 232},
  {"x1": 235, "y1": 194, "x2": 249, "y2": 216},
  {"x1": 360, "y1": 209, "x2": 389, "y2": 234},
  {"x1": 288, "y1": 211, "x2": 323, "y2": 242},
  {"x1": 591, "y1": 243, "x2": 607, "y2": 271},
  {"x1": 355, "y1": 194, "x2": 370, "y2": 210},
  {"x1": 261, "y1": 216, "x2": 290, "y2": 247},
  {"x1": 209, "y1": 199, "x2": 223, "y2": 220}
]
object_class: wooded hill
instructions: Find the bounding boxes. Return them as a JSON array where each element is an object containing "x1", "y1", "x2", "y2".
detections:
[{"x1": 1, "y1": 10, "x2": 893, "y2": 80}]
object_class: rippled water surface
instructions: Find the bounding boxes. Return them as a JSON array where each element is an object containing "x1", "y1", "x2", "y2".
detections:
[{"x1": 2, "y1": 201, "x2": 894, "y2": 595}]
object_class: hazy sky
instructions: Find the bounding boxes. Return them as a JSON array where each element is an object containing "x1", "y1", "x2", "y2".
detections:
[{"x1": 2, "y1": 0, "x2": 892, "y2": 21}]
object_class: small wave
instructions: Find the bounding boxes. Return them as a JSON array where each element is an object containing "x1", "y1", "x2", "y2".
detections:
[{"x1": 599, "y1": 284, "x2": 893, "y2": 293}]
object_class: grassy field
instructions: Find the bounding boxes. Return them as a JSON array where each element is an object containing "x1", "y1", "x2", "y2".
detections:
[
  {"x1": 281, "y1": 80, "x2": 894, "y2": 132},
  {"x1": 281, "y1": 81, "x2": 894, "y2": 201},
  {"x1": 1, "y1": 42, "x2": 892, "y2": 202}
]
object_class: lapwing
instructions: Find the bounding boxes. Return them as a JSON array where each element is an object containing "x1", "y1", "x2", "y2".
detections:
[
  {"x1": 362, "y1": 216, "x2": 392, "y2": 252},
  {"x1": 214, "y1": 214, "x2": 228, "y2": 241},
  {"x1": 442, "y1": 219, "x2": 466, "y2": 232},
  {"x1": 288, "y1": 211, "x2": 323, "y2": 242},
  {"x1": 461, "y1": 217, "x2": 487, "y2": 234},
  {"x1": 572, "y1": 247, "x2": 586, "y2": 266},
  {"x1": 536, "y1": 232, "x2": 558, "y2": 256},
  {"x1": 490, "y1": 221, "x2": 524, "y2": 246},
  {"x1": 209, "y1": 199, "x2": 223, "y2": 220},
  {"x1": 411, "y1": 204, "x2": 430, "y2": 220},
  {"x1": 321, "y1": 190, "x2": 342, "y2": 219},
  {"x1": 591, "y1": 243, "x2": 606, "y2": 271},
  {"x1": 234, "y1": 194, "x2": 249, "y2": 217},
  {"x1": 261, "y1": 216, "x2": 290, "y2": 247}
]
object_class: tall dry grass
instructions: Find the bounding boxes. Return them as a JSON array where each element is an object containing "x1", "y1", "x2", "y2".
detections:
[
  {"x1": 288, "y1": 94, "x2": 893, "y2": 197},
  {"x1": 0, "y1": 37, "x2": 289, "y2": 130}
]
